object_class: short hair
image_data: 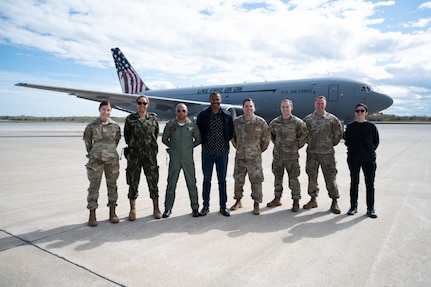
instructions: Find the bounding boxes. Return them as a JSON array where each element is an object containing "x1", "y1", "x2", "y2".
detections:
[
  {"x1": 99, "y1": 101, "x2": 111, "y2": 110},
  {"x1": 209, "y1": 92, "x2": 220, "y2": 99},
  {"x1": 315, "y1": 95, "x2": 327, "y2": 101},
  {"x1": 242, "y1": 98, "x2": 253, "y2": 106},
  {"x1": 281, "y1": 99, "x2": 293, "y2": 107},
  {"x1": 135, "y1": 95, "x2": 149, "y2": 103},
  {"x1": 355, "y1": 103, "x2": 368, "y2": 112}
]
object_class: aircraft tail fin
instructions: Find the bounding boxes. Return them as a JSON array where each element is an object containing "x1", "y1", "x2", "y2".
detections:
[{"x1": 111, "y1": 48, "x2": 150, "y2": 94}]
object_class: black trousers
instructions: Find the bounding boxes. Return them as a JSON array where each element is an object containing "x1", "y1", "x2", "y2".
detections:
[{"x1": 347, "y1": 157, "x2": 376, "y2": 210}]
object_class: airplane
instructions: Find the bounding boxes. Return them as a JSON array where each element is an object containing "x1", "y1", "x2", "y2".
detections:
[{"x1": 16, "y1": 47, "x2": 393, "y2": 123}]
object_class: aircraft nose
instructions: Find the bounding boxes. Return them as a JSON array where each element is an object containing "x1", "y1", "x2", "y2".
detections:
[
  {"x1": 369, "y1": 91, "x2": 393, "y2": 113},
  {"x1": 380, "y1": 92, "x2": 393, "y2": 110}
]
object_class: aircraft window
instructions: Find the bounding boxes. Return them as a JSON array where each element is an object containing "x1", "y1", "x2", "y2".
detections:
[{"x1": 360, "y1": 86, "x2": 372, "y2": 92}]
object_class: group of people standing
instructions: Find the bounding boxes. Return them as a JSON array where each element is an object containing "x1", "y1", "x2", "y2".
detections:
[{"x1": 83, "y1": 92, "x2": 379, "y2": 227}]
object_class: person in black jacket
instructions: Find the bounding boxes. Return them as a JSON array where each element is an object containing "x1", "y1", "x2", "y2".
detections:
[
  {"x1": 196, "y1": 92, "x2": 234, "y2": 217},
  {"x1": 344, "y1": 103, "x2": 380, "y2": 218}
]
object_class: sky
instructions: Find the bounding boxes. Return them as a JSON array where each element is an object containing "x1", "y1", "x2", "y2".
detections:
[{"x1": 1, "y1": 0, "x2": 431, "y2": 117}]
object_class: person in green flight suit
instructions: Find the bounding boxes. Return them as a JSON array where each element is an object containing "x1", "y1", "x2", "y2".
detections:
[{"x1": 161, "y1": 103, "x2": 202, "y2": 218}]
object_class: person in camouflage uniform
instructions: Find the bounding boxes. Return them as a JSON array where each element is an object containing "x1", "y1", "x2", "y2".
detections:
[
  {"x1": 266, "y1": 99, "x2": 308, "y2": 212},
  {"x1": 161, "y1": 103, "x2": 202, "y2": 218},
  {"x1": 83, "y1": 101, "x2": 121, "y2": 227},
  {"x1": 124, "y1": 95, "x2": 162, "y2": 220},
  {"x1": 231, "y1": 98, "x2": 270, "y2": 215},
  {"x1": 303, "y1": 95, "x2": 342, "y2": 214}
]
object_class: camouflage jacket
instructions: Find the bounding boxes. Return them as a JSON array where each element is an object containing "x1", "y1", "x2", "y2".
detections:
[
  {"x1": 303, "y1": 111, "x2": 342, "y2": 154},
  {"x1": 269, "y1": 115, "x2": 308, "y2": 160},
  {"x1": 83, "y1": 118, "x2": 121, "y2": 160},
  {"x1": 124, "y1": 112, "x2": 159, "y2": 151},
  {"x1": 232, "y1": 114, "x2": 270, "y2": 160}
]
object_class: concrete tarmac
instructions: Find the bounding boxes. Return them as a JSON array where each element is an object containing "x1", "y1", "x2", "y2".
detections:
[{"x1": 0, "y1": 121, "x2": 430, "y2": 287}]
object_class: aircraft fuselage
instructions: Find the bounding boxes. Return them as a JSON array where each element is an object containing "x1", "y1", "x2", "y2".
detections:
[
  {"x1": 129, "y1": 77, "x2": 393, "y2": 122},
  {"x1": 16, "y1": 47, "x2": 393, "y2": 123}
]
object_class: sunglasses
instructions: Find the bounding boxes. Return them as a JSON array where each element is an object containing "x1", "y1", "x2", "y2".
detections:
[
  {"x1": 176, "y1": 109, "x2": 187, "y2": 113},
  {"x1": 355, "y1": 109, "x2": 366, "y2": 113},
  {"x1": 137, "y1": 101, "x2": 148, "y2": 106}
]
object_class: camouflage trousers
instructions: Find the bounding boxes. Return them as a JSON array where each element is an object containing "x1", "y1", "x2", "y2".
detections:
[
  {"x1": 233, "y1": 157, "x2": 264, "y2": 203},
  {"x1": 305, "y1": 153, "x2": 339, "y2": 199},
  {"x1": 86, "y1": 157, "x2": 119, "y2": 210},
  {"x1": 272, "y1": 158, "x2": 301, "y2": 199},
  {"x1": 126, "y1": 149, "x2": 159, "y2": 200}
]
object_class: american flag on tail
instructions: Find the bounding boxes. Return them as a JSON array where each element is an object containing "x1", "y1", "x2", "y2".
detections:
[{"x1": 111, "y1": 48, "x2": 150, "y2": 94}]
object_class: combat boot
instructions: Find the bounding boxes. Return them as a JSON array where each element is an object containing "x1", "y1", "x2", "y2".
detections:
[
  {"x1": 292, "y1": 199, "x2": 300, "y2": 212},
  {"x1": 108, "y1": 201, "x2": 119, "y2": 224},
  {"x1": 230, "y1": 199, "x2": 243, "y2": 211},
  {"x1": 88, "y1": 209, "x2": 97, "y2": 227},
  {"x1": 303, "y1": 197, "x2": 318, "y2": 209},
  {"x1": 253, "y1": 201, "x2": 261, "y2": 215},
  {"x1": 267, "y1": 195, "x2": 282, "y2": 207},
  {"x1": 152, "y1": 198, "x2": 162, "y2": 219},
  {"x1": 331, "y1": 199, "x2": 341, "y2": 214},
  {"x1": 128, "y1": 199, "x2": 136, "y2": 221}
]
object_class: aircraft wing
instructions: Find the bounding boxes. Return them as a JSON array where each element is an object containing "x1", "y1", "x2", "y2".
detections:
[
  {"x1": 15, "y1": 83, "x2": 242, "y2": 117},
  {"x1": 15, "y1": 83, "x2": 135, "y2": 104}
]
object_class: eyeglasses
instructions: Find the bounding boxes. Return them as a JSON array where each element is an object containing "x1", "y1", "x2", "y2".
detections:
[
  {"x1": 137, "y1": 101, "x2": 148, "y2": 106},
  {"x1": 176, "y1": 109, "x2": 187, "y2": 113},
  {"x1": 355, "y1": 109, "x2": 365, "y2": 113}
]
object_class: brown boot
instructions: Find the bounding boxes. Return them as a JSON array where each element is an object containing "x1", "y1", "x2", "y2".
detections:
[
  {"x1": 230, "y1": 199, "x2": 243, "y2": 211},
  {"x1": 303, "y1": 197, "x2": 318, "y2": 209},
  {"x1": 292, "y1": 199, "x2": 300, "y2": 212},
  {"x1": 152, "y1": 198, "x2": 162, "y2": 219},
  {"x1": 267, "y1": 195, "x2": 282, "y2": 207},
  {"x1": 253, "y1": 201, "x2": 260, "y2": 215},
  {"x1": 331, "y1": 199, "x2": 341, "y2": 214},
  {"x1": 108, "y1": 201, "x2": 119, "y2": 224},
  {"x1": 88, "y1": 209, "x2": 97, "y2": 227},
  {"x1": 128, "y1": 199, "x2": 136, "y2": 221}
]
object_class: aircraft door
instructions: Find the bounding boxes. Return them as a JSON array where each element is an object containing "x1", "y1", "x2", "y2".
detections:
[
  {"x1": 224, "y1": 94, "x2": 230, "y2": 103},
  {"x1": 328, "y1": 85, "x2": 339, "y2": 101}
]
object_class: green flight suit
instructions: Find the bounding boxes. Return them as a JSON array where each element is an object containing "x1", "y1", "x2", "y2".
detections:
[{"x1": 162, "y1": 118, "x2": 201, "y2": 210}]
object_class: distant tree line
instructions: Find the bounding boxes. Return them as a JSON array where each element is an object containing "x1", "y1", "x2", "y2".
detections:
[
  {"x1": 367, "y1": 113, "x2": 431, "y2": 122},
  {"x1": 0, "y1": 116, "x2": 126, "y2": 122},
  {"x1": 1, "y1": 114, "x2": 430, "y2": 123}
]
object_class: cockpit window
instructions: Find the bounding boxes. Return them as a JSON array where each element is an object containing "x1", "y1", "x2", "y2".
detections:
[{"x1": 360, "y1": 86, "x2": 372, "y2": 92}]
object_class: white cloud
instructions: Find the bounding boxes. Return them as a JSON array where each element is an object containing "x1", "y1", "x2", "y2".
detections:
[
  {"x1": 382, "y1": 84, "x2": 431, "y2": 116},
  {"x1": 419, "y1": 2, "x2": 431, "y2": 9},
  {"x1": 404, "y1": 18, "x2": 431, "y2": 28},
  {"x1": 0, "y1": 0, "x2": 430, "y2": 116}
]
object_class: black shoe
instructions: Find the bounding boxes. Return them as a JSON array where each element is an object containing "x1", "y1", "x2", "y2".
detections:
[
  {"x1": 347, "y1": 207, "x2": 357, "y2": 215},
  {"x1": 192, "y1": 209, "x2": 200, "y2": 217},
  {"x1": 219, "y1": 208, "x2": 230, "y2": 217},
  {"x1": 367, "y1": 208, "x2": 378, "y2": 218},
  {"x1": 162, "y1": 209, "x2": 172, "y2": 218},
  {"x1": 199, "y1": 206, "x2": 209, "y2": 216}
]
